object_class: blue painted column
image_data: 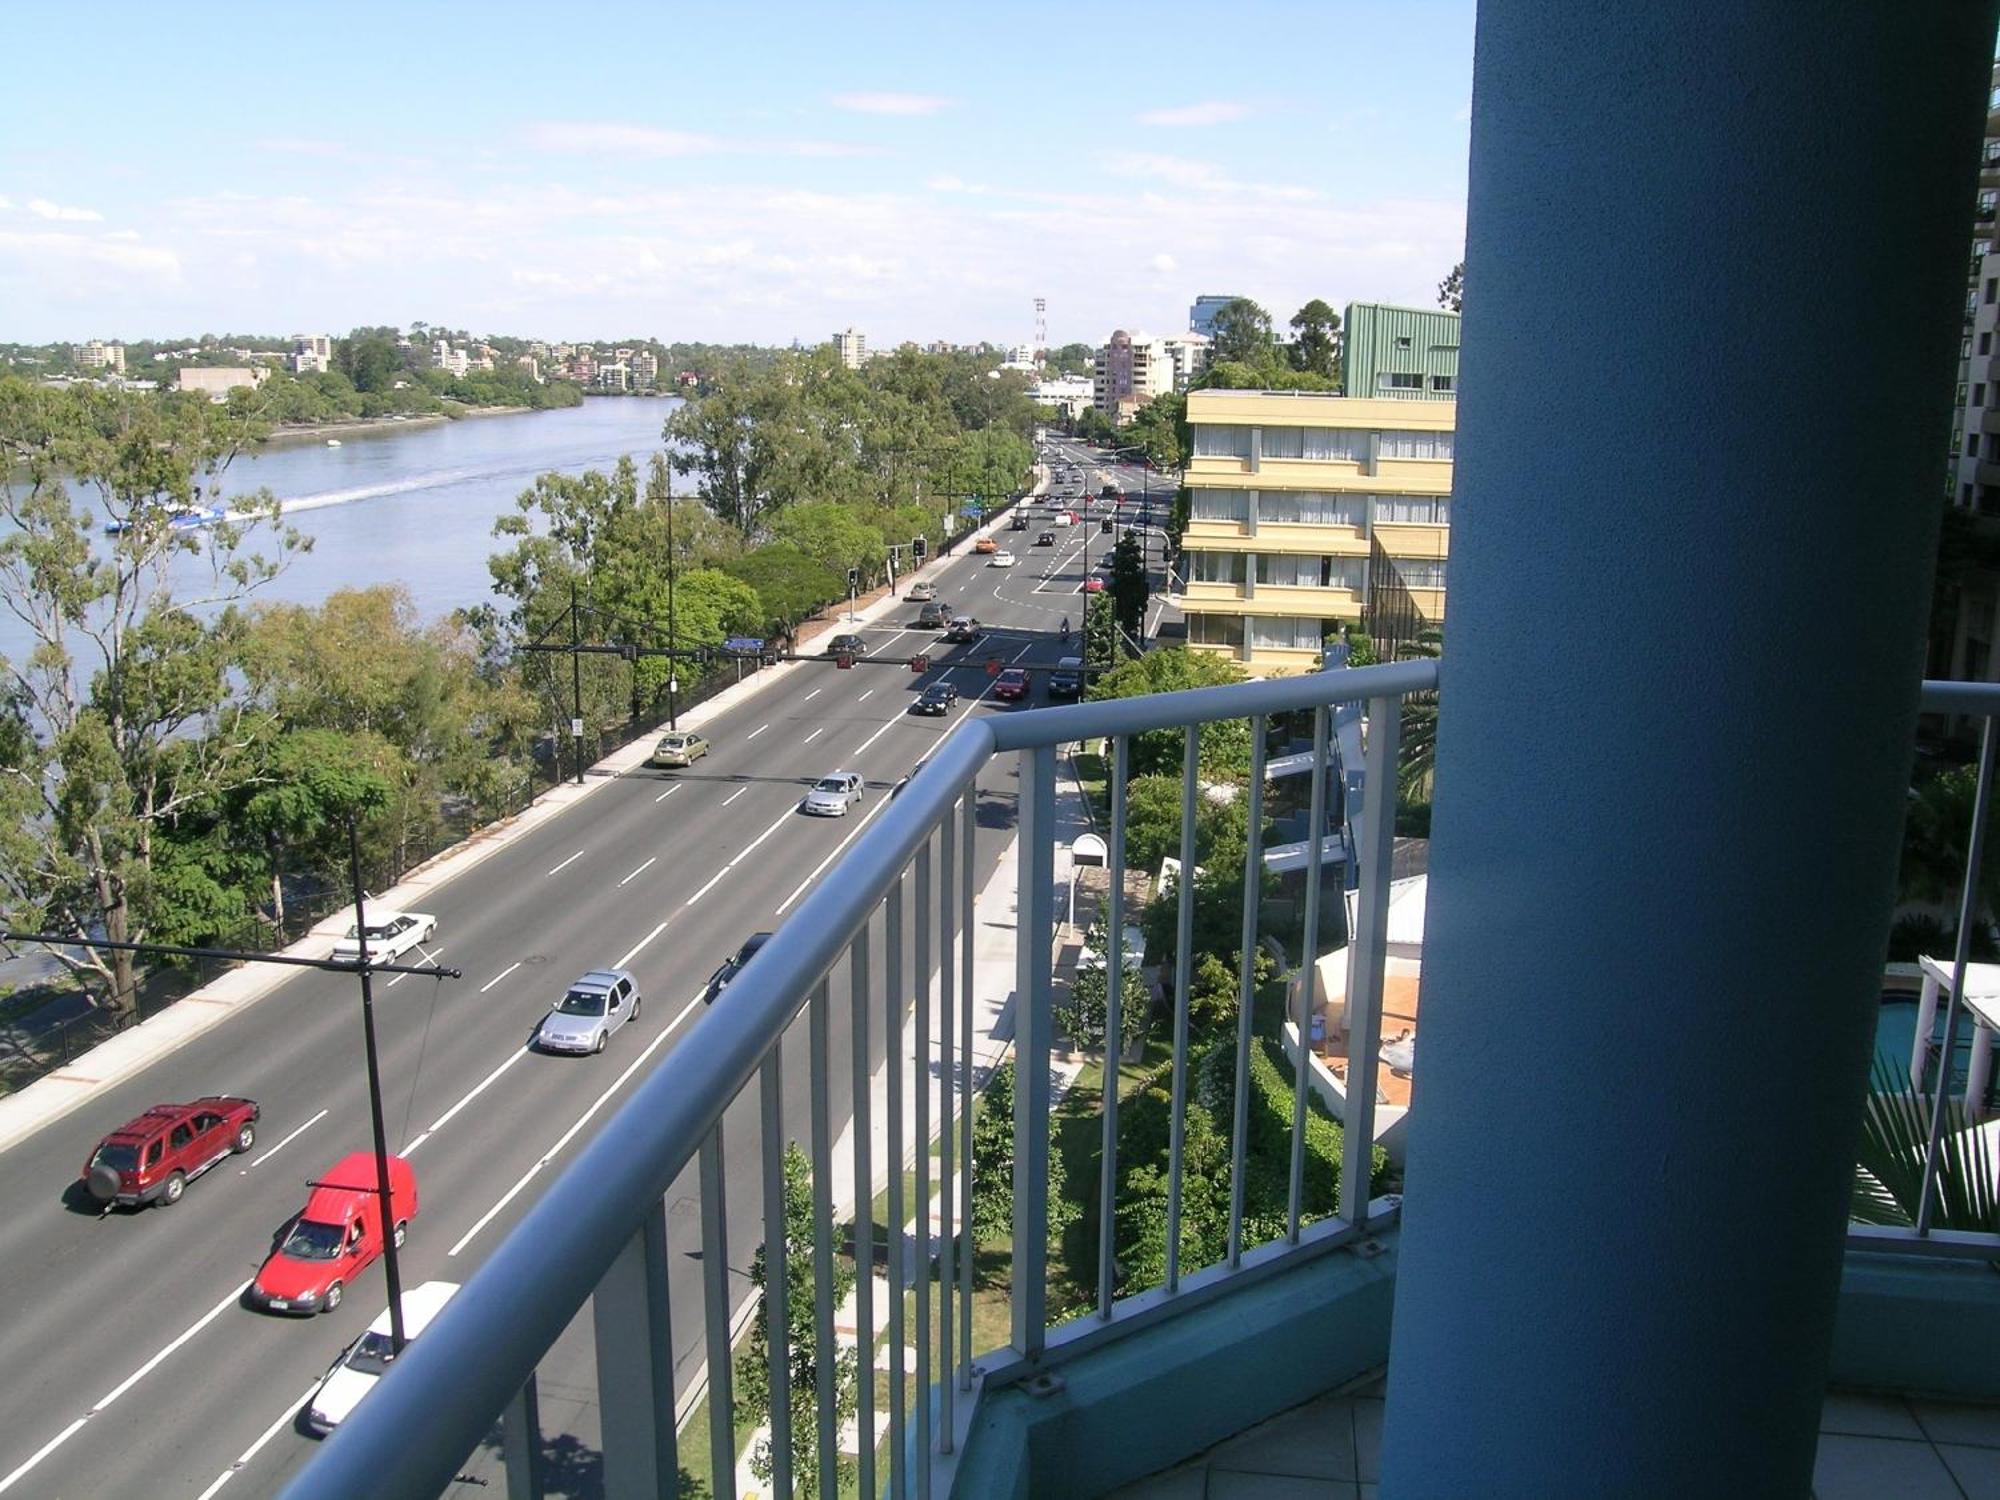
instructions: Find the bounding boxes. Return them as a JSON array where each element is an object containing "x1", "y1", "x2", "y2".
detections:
[{"x1": 1381, "y1": 5, "x2": 1998, "y2": 1497}]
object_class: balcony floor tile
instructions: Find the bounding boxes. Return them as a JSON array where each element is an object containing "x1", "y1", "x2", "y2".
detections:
[
  {"x1": 1913, "y1": 1399, "x2": 2000, "y2": 1449},
  {"x1": 1812, "y1": 1434, "x2": 1964, "y2": 1500},
  {"x1": 1207, "y1": 1393, "x2": 1358, "y2": 1480},
  {"x1": 1207, "y1": 1473, "x2": 1354, "y2": 1499},
  {"x1": 1940, "y1": 1442, "x2": 2000, "y2": 1500},
  {"x1": 1819, "y1": 1392, "x2": 1923, "y2": 1440}
]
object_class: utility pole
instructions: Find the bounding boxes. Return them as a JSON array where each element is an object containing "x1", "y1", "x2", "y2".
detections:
[
  {"x1": 568, "y1": 581, "x2": 584, "y2": 785},
  {"x1": 666, "y1": 465, "x2": 680, "y2": 730},
  {"x1": 347, "y1": 821, "x2": 410, "y2": 1354}
]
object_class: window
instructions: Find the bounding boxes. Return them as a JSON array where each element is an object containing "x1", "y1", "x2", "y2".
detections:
[
  {"x1": 1376, "y1": 494, "x2": 1452, "y2": 524},
  {"x1": 1972, "y1": 433, "x2": 1982, "y2": 457},
  {"x1": 1190, "y1": 488, "x2": 1250, "y2": 522},
  {"x1": 1981, "y1": 241, "x2": 1994, "y2": 260},
  {"x1": 1395, "y1": 336, "x2": 1412, "y2": 350},
  {"x1": 1188, "y1": 551, "x2": 1243, "y2": 584},
  {"x1": 169, "y1": 1122, "x2": 192, "y2": 1150},
  {"x1": 144, "y1": 1139, "x2": 163, "y2": 1168},
  {"x1": 1966, "y1": 483, "x2": 1977, "y2": 505},
  {"x1": 1189, "y1": 613, "x2": 1244, "y2": 647},
  {"x1": 1988, "y1": 433, "x2": 2000, "y2": 461},
  {"x1": 1379, "y1": 430, "x2": 1456, "y2": 460},
  {"x1": 1985, "y1": 277, "x2": 1995, "y2": 304},
  {"x1": 1383, "y1": 372, "x2": 1424, "y2": 389},
  {"x1": 1250, "y1": 616, "x2": 1326, "y2": 651},
  {"x1": 1979, "y1": 384, "x2": 1988, "y2": 408},
  {"x1": 1389, "y1": 557, "x2": 1449, "y2": 590},
  {"x1": 1255, "y1": 554, "x2": 1316, "y2": 586},
  {"x1": 1192, "y1": 424, "x2": 1252, "y2": 459},
  {"x1": 1985, "y1": 332, "x2": 1995, "y2": 355},
  {"x1": 1258, "y1": 491, "x2": 1366, "y2": 526},
  {"x1": 1432, "y1": 374, "x2": 1454, "y2": 392}
]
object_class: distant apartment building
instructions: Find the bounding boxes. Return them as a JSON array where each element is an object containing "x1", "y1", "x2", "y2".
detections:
[
  {"x1": 1189, "y1": 295, "x2": 1247, "y2": 338},
  {"x1": 1179, "y1": 389, "x2": 1453, "y2": 673},
  {"x1": 516, "y1": 355, "x2": 542, "y2": 383},
  {"x1": 596, "y1": 363, "x2": 630, "y2": 392},
  {"x1": 74, "y1": 340, "x2": 125, "y2": 374},
  {"x1": 833, "y1": 328, "x2": 868, "y2": 369},
  {"x1": 431, "y1": 339, "x2": 471, "y2": 378},
  {"x1": 629, "y1": 349, "x2": 659, "y2": 388},
  {"x1": 289, "y1": 334, "x2": 333, "y2": 375},
  {"x1": 468, "y1": 344, "x2": 498, "y2": 373},
  {"x1": 1162, "y1": 332, "x2": 1212, "y2": 389},
  {"x1": 1029, "y1": 375, "x2": 1095, "y2": 420},
  {"x1": 175, "y1": 366, "x2": 269, "y2": 400},
  {"x1": 1341, "y1": 302, "x2": 1461, "y2": 400},
  {"x1": 1092, "y1": 330, "x2": 1173, "y2": 424}
]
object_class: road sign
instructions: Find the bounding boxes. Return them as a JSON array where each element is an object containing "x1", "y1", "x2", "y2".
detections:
[
  {"x1": 569, "y1": 718, "x2": 583, "y2": 737},
  {"x1": 722, "y1": 636, "x2": 767, "y2": 657}
]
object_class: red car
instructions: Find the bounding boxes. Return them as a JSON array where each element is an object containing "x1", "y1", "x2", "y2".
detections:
[
  {"x1": 992, "y1": 668, "x2": 1031, "y2": 702},
  {"x1": 1083, "y1": 576, "x2": 1106, "y2": 593},
  {"x1": 250, "y1": 1152, "x2": 418, "y2": 1315},
  {"x1": 81, "y1": 1097, "x2": 259, "y2": 1208}
]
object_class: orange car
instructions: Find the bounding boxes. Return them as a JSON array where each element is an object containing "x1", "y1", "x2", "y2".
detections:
[{"x1": 973, "y1": 537, "x2": 999, "y2": 555}]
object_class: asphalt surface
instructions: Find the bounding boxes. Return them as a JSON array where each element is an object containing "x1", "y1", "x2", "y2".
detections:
[{"x1": 0, "y1": 442, "x2": 1165, "y2": 1499}]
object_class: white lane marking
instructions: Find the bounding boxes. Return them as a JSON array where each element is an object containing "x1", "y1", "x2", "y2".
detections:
[
  {"x1": 479, "y1": 961, "x2": 523, "y2": 994},
  {"x1": 803, "y1": 688, "x2": 821, "y2": 702},
  {"x1": 723, "y1": 787, "x2": 748, "y2": 806},
  {"x1": 857, "y1": 689, "x2": 873, "y2": 702},
  {"x1": 802, "y1": 727, "x2": 823, "y2": 744},
  {"x1": 684, "y1": 801, "x2": 796, "y2": 906},
  {"x1": 746, "y1": 723, "x2": 769, "y2": 741},
  {"x1": 0, "y1": 1419, "x2": 86, "y2": 1498},
  {"x1": 448, "y1": 989, "x2": 709, "y2": 1258},
  {"x1": 385, "y1": 944, "x2": 443, "y2": 989},
  {"x1": 686, "y1": 867, "x2": 729, "y2": 906},
  {"x1": 0, "y1": 1277, "x2": 261, "y2": 1488},
  {"x1": 247, "y1": 1108, "x2": 327, "y2": 1170},
  {"x1": 654, "y1": 784, "x2": 681, "y2": 803},
  {"x1": 619, "y1": 855, "x2": 658, "y2": 887},
  {"x1": 192, "y1": 1381, "x2": 320, "y2": 1500},
  {"x1": 546, "y1": 849, "x2": 584, "y2": 876},
  {"x1": 616, "y1": 920, "x2": 671, "y2": 969},
  {"x1": 412, "y1": 1045, "x2": 531, "y2": 1154},
  {"x1": 777, "y1": 794, "x2": 893, "y2": 914},
  {"x1": 868, "y1": 630, "x2": 910, "y2": 657}
]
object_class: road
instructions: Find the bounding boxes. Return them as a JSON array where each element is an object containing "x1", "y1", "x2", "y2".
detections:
[{"x1": 0, "y1": 442, "x2": 1164, "y2": 1499}]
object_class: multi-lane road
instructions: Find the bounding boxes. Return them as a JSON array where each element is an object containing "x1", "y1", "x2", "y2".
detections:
[{"x1": 0, "y1": 443, "x2": 1165, "y2": 1498}]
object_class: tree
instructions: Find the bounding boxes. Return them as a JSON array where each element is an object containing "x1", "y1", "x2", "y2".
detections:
[
  {"x1": 1089, "y1": 647, "x2": 1250, "y2": 778},
  {"x1": 1208, "y1": 299, "x2": 1276, "y2": 366},
  {"x1": 0, "y1": 379, "x2": 301, "y2": 1017},
  {"x1": 1122, "y1": 773, "x2": 1251, "y2": 875},
  {"x1": 724, "y1": 544, "x2": 844, "y2": 636},
  {"x1": 1055, "y1": 960, "x2": 1151, "y2": 1054},
  {"x1": 736, "y1": 1144, "x2": 857, "y2": 1497},
  {"x1": 1288, "y1": 300, "x2": 1342, "y2": 380},
  {"x1": 337, "y1": 329, "x2": 403, "y2": 394},
  {"x1": 968, "y1": 1061, "x2": 1072, "y2": 1247},
  {"x1": 1107, "y1": 532, "x2": 1149, "y2": 644},
  {"x1": 1438, "y1": 262, "x2": 1464, "y2": 313},
  {"x1": 1083, "y1": 592, "x2": 1120, "y2": 672},
  {"x1": 1046, "y1": 342, "x2": 1095, "y2": 378},
  {"x1": 1123, "y1": 392, "x2": 1185, "y2": 470}
]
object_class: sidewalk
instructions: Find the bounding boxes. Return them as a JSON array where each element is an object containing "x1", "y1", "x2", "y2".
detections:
[{"x1": 0, "y1": 489, "x2": 1040, "y2": 1157}]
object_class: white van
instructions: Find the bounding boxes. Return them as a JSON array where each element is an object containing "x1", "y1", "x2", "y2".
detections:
[{"x1": 305, "y1": 1280, "x2": 461, "y2": 1434}]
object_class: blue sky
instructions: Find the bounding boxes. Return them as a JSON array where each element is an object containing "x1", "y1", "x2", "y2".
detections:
[{"x1": 0, "y1": 1, "x2": 1475, "y2": 347}]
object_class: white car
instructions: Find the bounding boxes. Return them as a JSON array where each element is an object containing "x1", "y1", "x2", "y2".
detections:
[
  {"x1": 305, "y1": 1281, "x2": 460, "y2": 1434},
  {"x1": 988, "y1": 550, "x2": 1017, "y2": 568},
  {"x1": 801, "y1": 771, "x2": 865, "y2": 816},
  {"x1": 907, "y1": 581, "x2": 938, "y2": 602},
  {"x1": 331, "y1": 910, "x2": 436, "y2": 963}
]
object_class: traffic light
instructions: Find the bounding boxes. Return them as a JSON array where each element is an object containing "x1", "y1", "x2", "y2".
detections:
[
  {"x1": 912, "y1": 536, "x2": 927, "y2": 561},
  {"x1": 846, "y1": 567, "x2": 861, "y2": 592},
  {"x1": 909, "y1": 654, "x2": 929, "y2": 673},
  {"x1": 835, "y1": 651, "x2": 856, "y2": 670}
]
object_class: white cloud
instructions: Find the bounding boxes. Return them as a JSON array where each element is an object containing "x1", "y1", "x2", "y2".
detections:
[
  {"x1": 1151, "y1": 253, "x2": 1177, "y2": 273},
  {"x1": 0, "y1": 229, "x2": 179, "y2": 278},
  {"x1": 0, "y1": 195, "x2": 13, "y2": 211},
  {"x1": 256, "y1": 137, "x2": 366, "y2": 162},
  {"x1": 829, "y1": 92, "x2": 952, "y2": 117},
  {"x1": 27, "y1": 198, "x2": 102, "y2": 222},
  {"x1": 1137, "y1": 101, "x2": 1249, "y2": 128}
]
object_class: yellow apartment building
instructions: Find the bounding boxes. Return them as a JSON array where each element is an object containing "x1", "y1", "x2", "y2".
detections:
[{"x1": 1180, "y1": 390, "x2": 1454, "y2": 673}]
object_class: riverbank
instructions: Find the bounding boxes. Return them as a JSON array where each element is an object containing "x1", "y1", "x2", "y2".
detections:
[{"x1": 257, "y1": 403, "x2": 534, "y2": 446}]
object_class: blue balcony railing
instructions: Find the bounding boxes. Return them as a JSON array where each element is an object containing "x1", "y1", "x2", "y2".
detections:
[{"x1": 284, "y1": 666, "x2": 2000, "y2": 1500}]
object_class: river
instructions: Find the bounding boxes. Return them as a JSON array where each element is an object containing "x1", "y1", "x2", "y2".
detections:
[{"x1": 0, "y1": 396, "x2": 679, "y2": 669}]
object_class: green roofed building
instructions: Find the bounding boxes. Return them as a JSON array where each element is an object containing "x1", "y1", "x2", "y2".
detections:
[{"x1": 1341, "y1": 301, "x2": 1461, "y2": 400}]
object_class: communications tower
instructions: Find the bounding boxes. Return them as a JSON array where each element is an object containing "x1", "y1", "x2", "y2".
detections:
[{"x1": 1033, "y1": 297, "x2": 1047, "y2": 361}]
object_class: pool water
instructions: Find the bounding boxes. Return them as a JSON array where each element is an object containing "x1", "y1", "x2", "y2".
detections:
[{"x1": 1877, "y1": 997, "x2": 1994, "y2": 1093}]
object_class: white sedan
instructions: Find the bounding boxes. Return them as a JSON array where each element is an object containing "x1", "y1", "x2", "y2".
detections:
[
  {"x1": 801, "y1": 771, "x2": 866, "y2": 816},
  {"x1": 988, "y1": 550, "x2": 1017, "y2": 568},
  {"x1": 331, "y1": 910, "x2": 437, "y2": 963}
]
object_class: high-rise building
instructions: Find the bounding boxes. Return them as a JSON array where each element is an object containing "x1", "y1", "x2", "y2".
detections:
[
  {"x1": 74, "y1": 340, "x2": 125, "y2": 374},
  {"x1": 1341, "y1": 303, "x2": 1461, "y2": 400},
  {"x1": 1179, "y1": 388, "x2": 1453, "y2": 672},
  {"x1": 289, "y1": 335, "x2": 333, "y2": 375},
  {"x1": 1189, "y1": 294, "x2": 1248, "y2": 338},
  {"x1": 1092, "y1": 330, "x2": 1176, "y2": 423},
  {"x1": 1160, "y1": 332, "x2": 1213, "y2": 389},
  {"x1": 629, "y1": 350, "x2": 659, "y2": 388},
  {"x1": 833, "y1": 328, "x2": 868, "y2": 369}
]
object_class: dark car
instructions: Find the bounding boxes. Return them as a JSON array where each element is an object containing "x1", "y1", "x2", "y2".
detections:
[
  {"x1": 1009, "y1": 513, "x2": 1029, "y2": 530},
  {"x1": 1048, "y1": 657, "x2": 1085, "y2": 699},
  {"x1": 1035, "y1": 530, "x2": 1056, "y2": 547},
  {"x1": 911, "y1": 682, "x2": 959, "y2": 716},
  {"x1": 705, "y1": 933, "x2": 774, "y2": 1002},
  {"x1": 826, "y1": 633, "x2": 866, "y2": 656},
  {"x1": 82, "y1": 1097, "x2": 260, "y2": 1208},
  {"x1": 916, "y1": 601, "x2": 953, "y2": 629},
  {"x1": 992, "y1": 667, "x2": 1031, "y2": 702}
]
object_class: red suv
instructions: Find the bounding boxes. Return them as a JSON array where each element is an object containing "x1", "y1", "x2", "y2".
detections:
[{"x1": 82, "y1": 1097, "x2": 260, "y2": 1208}]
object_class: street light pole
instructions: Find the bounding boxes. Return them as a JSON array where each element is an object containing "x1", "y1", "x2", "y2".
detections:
[
  {"x1": 347, "y1": 820, "x2": 409, "y2": 1355},
  {"x1": 665, "y1": 465, "x2": 680, "y2": 731},
  {"x1": 568, "y1": 581, "x2": 584, "y2": 786}
]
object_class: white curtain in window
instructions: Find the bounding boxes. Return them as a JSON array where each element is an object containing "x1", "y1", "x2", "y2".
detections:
[
  {"x1": 1299, "y1": 428, "x2": 1366, "y2": 461},
  {"x1": 1376, "y1": 495, "x2": 1451, "y2": 524},
  {"x1": 1379, "y1": 430, "x2": 1455, "y2": 460},
  {"x1": 1193, "y1": 425, "x2": 1252, "y2": 458},
  {"x1": 1190, "y1": 551, "x2": 1243, "y2": 583},
  {"x1": 1250, "y1": 615, "x2": 1325, "y2": 650},
  {"x1": 1191, "y1": 488, "x2": 1249, "y2": 521}
]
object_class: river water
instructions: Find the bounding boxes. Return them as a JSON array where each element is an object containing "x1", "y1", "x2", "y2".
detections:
[{"x1": 0, "y1": 396, "x2": 678, "y2": 668}]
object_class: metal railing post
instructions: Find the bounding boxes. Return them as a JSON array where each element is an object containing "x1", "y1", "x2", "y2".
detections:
[
  {"x1": 887, "y1": 880, "x2": 908, "y2": 1496},
  {"x1": 808, "y1": 978, "x2": 841, "y2": 1492},
  {"x1": 1013, "y1": 745, "x2": 1057, "y2": 1355},
  {"x1": 699, "y1": 1127, "x2": 733, "y2": 1498},
  {"x1": 1229, "y1": 717, "x2": 1268, "y2": 1266},
  {"x1": 1098, "y1": 735, "x2": 1130, "y2": 1316},
  {"x1": 938, "y1": 811, "x2": 958, "y2": 1449},
  {"x1": 1289, "y1": 707, "x2": 1330, "y2": 1241},
  {"x1": 1341, "y1": 695, "x2": 1401, "y2": 1224},
  {"x1": 851, "y1": 921, "x2": 877, "y2": 1499},
  {"x1": 959, "y1": 791, "x2": 976, "y2": 1390},
  {"x1": 758, "y1": 1051, "x2": 793, "y2": 1496},
  {"x1": 914, "y1": 841, "x2": 934, "y2": 1494},
  {"x1": 500, "y1": 1374, "x2": 544, "y2": 1500},
  {"x1": 591, "y1": 1207, "x2": 676, "y2": 1500},
  {"x1": 1166, "y1": 726, "x2": 1199, "y2": 1291}
]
